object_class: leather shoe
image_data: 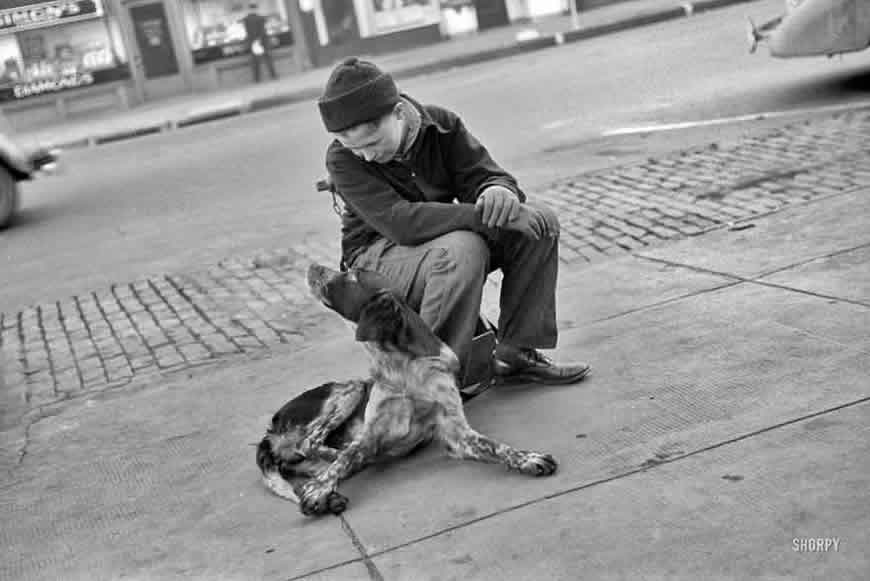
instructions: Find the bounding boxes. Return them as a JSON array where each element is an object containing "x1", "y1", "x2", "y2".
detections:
[{"x1": 493, "y1": 346, "x2": 590, "y2": 385}]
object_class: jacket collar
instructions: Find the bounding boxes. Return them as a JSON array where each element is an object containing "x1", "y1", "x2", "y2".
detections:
[{"x1": 402, "y1": 93, "x2": 451, "y2": 134}]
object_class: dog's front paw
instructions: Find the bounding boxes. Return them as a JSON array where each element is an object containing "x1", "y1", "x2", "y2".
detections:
[
  {"x1": 300, "y1": 481, "x2": 347, "y2": 516},
  {"x1": 326, "y1": 491, "x2": 349, "y2": 514},
  {"x1": 300, "y1": 481, "x2": 332, "y2": 516},
  {"x1": 518, "y1": 452, "x2": 558, "y2": 477}
]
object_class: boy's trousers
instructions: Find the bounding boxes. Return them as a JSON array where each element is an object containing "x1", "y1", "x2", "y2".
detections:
[{"x1": 347, "y1": 205, "x2": 560, "y2": 365}]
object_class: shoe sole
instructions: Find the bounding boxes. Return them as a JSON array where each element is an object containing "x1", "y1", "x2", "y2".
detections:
[
  {"x1": 495, "y1": 365, "x2": 591, "y2": 386},
  {"x1": 459, "y1": 380, "x2": 494, "y2": 402}
]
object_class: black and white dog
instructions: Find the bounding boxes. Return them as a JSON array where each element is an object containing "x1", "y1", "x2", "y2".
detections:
[{"x1": 256, "y1": 263, "x2": 557, "y2": 516}]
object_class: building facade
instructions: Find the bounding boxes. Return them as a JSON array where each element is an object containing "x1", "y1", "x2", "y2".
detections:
[
  {"x1": 298, "y1": 0, "x2": 444, "y2": 67},
  {"x1": 1, "y1": 1, "x2": 132, "y2": 128},
  {"x1": 0, "y1": 0, "x2": 604, "y2": 130}
]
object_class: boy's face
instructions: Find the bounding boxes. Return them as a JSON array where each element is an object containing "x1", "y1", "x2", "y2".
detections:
[{"x1": 333, "y1": 105, "x2": 405, "y2": 164}]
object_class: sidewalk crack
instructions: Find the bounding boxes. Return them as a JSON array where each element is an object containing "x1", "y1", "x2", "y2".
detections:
[
  {"x1": 5, "y1": 404, "x2": 58, "y2": 477},
  {"x1": 635, "y1": 242, "x2": 870, "y2": 308},
  {"x1": 587, "y1": 277, "x2": 742, "y2": 327},
  {"x1": 338, "y1": 514, "x2": 384, "y2": 581},
  {"x1": 752, "y1": 241, "x2": 870, "y2": 282}
]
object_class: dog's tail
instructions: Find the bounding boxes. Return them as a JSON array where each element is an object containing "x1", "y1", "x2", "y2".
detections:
[
  {"x1": 256, "y1": 437, "x2": 300, "y2": 503},
  {"x1": 261, "y1": 469, "x2": 300, "y2": 502}
]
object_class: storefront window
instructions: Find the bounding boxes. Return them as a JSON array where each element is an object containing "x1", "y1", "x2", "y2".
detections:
[
  {"x1": 183, "y1": 0, "x2": 293, "y2": 64},
  {"x1": 0, "y1": 0, "x2": 129, "y2": 102},
  {"x1": 322, "y1": 0, "x2": 358, "y2": 45},
  {"x1": 370, "y1": 0, "x2": 437, "y2": 32},
  {"x1": 439, "y1": 0, "x2": 477, "y2": 36}
]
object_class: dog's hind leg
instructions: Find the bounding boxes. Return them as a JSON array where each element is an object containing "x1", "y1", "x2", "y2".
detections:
[
  {"x1": 445, "y1": 429, "x2": 558, "y2": 476},
  {"x1": 258, "y1": 380, "x2": 372, "y2": 511},
  {"x1": 298, "y1": 388, "x2": 429, "y2": 516},
  {"x1": 437, "y1": 402, "x2": 557, "y2": 477},
  {"x1": 297, "y1": 379, "x2": 371, "y2": 456}
]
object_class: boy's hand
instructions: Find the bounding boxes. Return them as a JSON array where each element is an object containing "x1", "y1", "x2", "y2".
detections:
[
  {"x1": 475, "y1": 185, "x2": 521, "y2": 228},
  {"x1": 501, "y1": 205, "x2": 559, "y2": 240}
]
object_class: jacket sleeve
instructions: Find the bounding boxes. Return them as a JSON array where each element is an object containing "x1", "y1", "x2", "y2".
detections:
[
  {"x1": 326, "y1": 145, "x2": 491, "y2": 246},
  {"x1": 437, "y1": 108, "x2": 527, "y2": 204}
]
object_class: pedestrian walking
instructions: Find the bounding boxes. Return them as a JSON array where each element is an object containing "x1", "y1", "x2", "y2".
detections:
[
  {"x1": 241, "y1": 2, "x2": 277, "y2": 82},
  {"x1": 316, "y1": 57, "x2": 590, "y2": 385}
]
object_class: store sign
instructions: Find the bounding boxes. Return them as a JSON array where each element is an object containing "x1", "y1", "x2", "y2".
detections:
[
  {"x1": 12, "y1": 71, "x2": 94, "y2": 98},
  {"x1": 0, "y1": 0, "x2": 103, "y2": 35},
  {"x1": 0, "y1": 66, "x2": 129, "y2": 102}
]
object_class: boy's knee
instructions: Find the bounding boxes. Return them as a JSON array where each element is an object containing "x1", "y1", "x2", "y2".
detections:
[
  {"x1": 534, "y1": 204, "x2": 560, "y2": 237},
  {"x1": 426, "y1": 231, "x2": 489, "y2": 283}
]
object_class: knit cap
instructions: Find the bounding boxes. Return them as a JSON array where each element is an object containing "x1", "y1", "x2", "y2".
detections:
[{"x1": 318, "y1": 57, "x2": 400, "y2": 132}]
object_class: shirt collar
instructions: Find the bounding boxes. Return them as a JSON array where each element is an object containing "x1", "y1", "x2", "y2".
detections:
[
  {"x1": 393, "y1": 94, "x2": 451, "y2": 163},
  {"x1": 396, "y1": 96, "x2": 422, "y2": 161}
]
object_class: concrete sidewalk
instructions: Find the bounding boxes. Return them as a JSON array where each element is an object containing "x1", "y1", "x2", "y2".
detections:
[
  {"x1": 1, "y1": 177, "x2": 868, "y2": 578},
  {"x1": 13, "y1": 0, "x2": 758, "y2": 149}
]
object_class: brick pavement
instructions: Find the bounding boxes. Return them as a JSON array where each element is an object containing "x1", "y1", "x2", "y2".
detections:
[
  {"x1": 536, "y1": 112, "x2": 870, "y2": 262},
  {"x1": 2, "y1": 109, "x2": 870, "y2": 426}
]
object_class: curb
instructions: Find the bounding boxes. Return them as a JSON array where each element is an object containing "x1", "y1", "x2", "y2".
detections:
[
  {"x1": 560, "y1": 5, "x2": 686, "y2": 43},
  {"x1": 693, "y1": 0, "x2": 756, "y2": 13},
  {"x1": 175, "y1": 101, "x2": 248, "y2": 129},
  {"x1": 394, "y1": 34, "x2": 560, "y2": 79},
  {"x1": 247, "y1": 87, "x2": 321, "y2": 113},
  {"x1": 92, "y1": 123, "x2": 168, "y2": 146},
  {"x1": 54, "y1": 0, "x2": 754, "y2": 149}
]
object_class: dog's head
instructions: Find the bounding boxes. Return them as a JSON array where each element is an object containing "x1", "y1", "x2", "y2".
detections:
[
  {"x1": 307, "y1": 263, "x2": 392, "y2": 322},
  {"x1": 307, "y1": 263, "x2": 445, "y2": 360}
]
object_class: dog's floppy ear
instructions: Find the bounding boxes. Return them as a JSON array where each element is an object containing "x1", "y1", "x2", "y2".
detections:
[{"x1": 355, "y1": 291, "x2": 404, "y2": 344}]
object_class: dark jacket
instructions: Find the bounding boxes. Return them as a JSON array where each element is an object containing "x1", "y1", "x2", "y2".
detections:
[
  {"x1": 325, "y1": 95, "x2": 526, "y2": 266},
  {"x1": 242, "y1": 12, "x2": 268, "y2": 48}
]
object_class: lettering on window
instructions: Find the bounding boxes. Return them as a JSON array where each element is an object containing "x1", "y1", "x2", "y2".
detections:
[{"x1": 0, "y1": 1, "x2": 103, "y2": 34}]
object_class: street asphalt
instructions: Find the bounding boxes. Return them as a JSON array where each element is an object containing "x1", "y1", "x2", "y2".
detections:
[
  {"x1": 13, "y1": 0, "x2": 760, "y2": 148},
  {"x1": 2, "y1": 0, "x2": 869, "y2": 578}
]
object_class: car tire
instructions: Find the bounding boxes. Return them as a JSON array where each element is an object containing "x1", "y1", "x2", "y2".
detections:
[{"x1": 0, "y1": 165, "x2": 20, "y2": 229}]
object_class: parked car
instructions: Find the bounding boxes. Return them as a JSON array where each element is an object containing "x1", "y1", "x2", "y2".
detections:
[
  {"x1": 748, "y1": 0, "x2": 870, "y2": 58},
  {"x1": 0, "y1": 134, "x2": 59, "y2": 229}
]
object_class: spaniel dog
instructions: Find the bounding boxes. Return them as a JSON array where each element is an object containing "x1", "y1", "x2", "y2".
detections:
[{"x1": 256, "y1": 263, "x2": 557, "y2": 516}]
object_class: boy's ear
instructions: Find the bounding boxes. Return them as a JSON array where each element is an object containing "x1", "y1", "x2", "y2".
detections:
[{"x1": 355, "y1": 292, "x2": 404, "y2": 344}]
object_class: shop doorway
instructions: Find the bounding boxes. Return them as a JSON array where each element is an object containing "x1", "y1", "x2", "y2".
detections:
[
  {"x1": 472, "y1": 0, "x2": 509, "y2": 30},
  {"x1": 321, "y1": 0, "x2": 360, "y2": 46},
  {"x1": 125, "y1": 0, "x2": 190, "y2": 100}
]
